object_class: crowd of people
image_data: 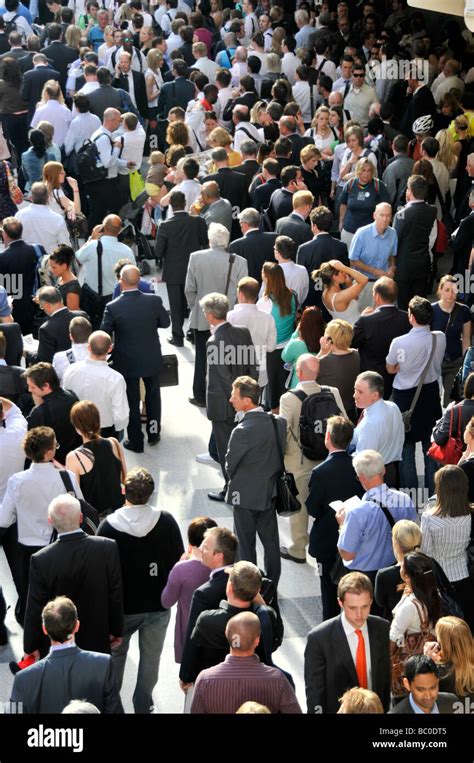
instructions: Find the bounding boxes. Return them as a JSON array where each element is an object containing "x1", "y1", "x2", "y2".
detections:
[{"x1": 0, "y1": 0, "x2": 473, "y2": 718}]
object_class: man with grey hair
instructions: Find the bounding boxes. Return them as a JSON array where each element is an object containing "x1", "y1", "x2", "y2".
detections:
[
  {"x1": 230, "y1": 208, "x2": 277, "y2": 282},
  {"x1": 336, "y1": 448, "x2": 416, "y2": 607},
  {"x1": 185, "y1": 225, "x2": 248, "y2": 406},
  {"x1": 351, "y1": 371, "x2": 404, "y2": 487},
  {"x1": 201, "y1": 293, "x2": 257, "y2": 501},
  {"x1": 23, "y1": 493, "x2": 123, "y2": 659},
  {"x1": 191, "y1": 181, "x2": 233, "y2": 235},
  {"x1": 15, "y1": 183, "x2": 71, "y2": 254},
  {"x1": 204, "y1": 149, "x2": 250, "y2": 241}
]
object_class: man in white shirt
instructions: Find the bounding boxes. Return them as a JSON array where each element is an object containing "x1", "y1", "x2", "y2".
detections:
[
  {"x1": 192, "y1": 41, "x2": 218, "y2": 83},
  {"x1": 76, "y1": 214, "x2": 136, "y2": 302},
  {"x1": 292, "y1": 65, "x2": 318, "y2": 126},
  {"x1": 64, "y1": 94, "x2": 102, "y2": 156},
  {"x1": 233, "y1": 106, "x2": 263, "y2": 152},
  {"x1": 227, "y1": 277, "x2": 276, "y2": 388},
  {"x1": 314, "y1": 38, "x2": 337, "y2": 81},
  {"x1": 242, "y1": 0, "x2": 258, "y2": 40},
  {"x1": 74, "y1": 63, "x2": 100, "y2": 100},
  {"x1": 15, "y1": 183, "x2": 71, "y2": 255},
  {"x1": 0, "y1": 397, "x2": 27, "y2": 504},
  {"x1": 114, "y1": 111, "x2": 146, "y2": 209},
  {"x1": 431, "y1": 59, "x2": 465, "y2": 105},
  {"x1": 63, "y1": 330, "x2": 129, "y2": 437},
  {"x1": 215, "y1": 68, "x2": 233, "y2": 129},
  {"x1": 52, "y1": 315, "x2": 92, "y2": 383},
  {"x1": 421, "y1": 136, "x2": 450, "y2": 212},
  {"x1": 258, "y1": 14, "x2": 273, "y2": 51},
  {"x1": 281, "y1": 37, "x2": 299, "y2": 85},
  {"x1": 274, "y1": 236, "x2": 309, "y2": 306},
  {"x1": 343, "y1": 63, "x2": 378, "y2": 128},
  {"x1": 162, "y1": 156, "x2": 201, "y2": 217}
]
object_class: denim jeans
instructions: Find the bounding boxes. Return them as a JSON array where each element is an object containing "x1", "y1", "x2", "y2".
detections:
[
  {"x1": 400, "y1": 438, "x2": 437, "y2": 503},
  {"x1": 112, "y1": 609, "x2": 171, "y2": 714}
]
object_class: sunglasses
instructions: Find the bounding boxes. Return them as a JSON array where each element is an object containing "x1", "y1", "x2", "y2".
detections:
[{"x1": 353, "y1": 73, "x2": 365, "y2": 77}]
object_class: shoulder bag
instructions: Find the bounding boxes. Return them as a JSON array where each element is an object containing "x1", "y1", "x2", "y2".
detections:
[
  {"x1": 4, "y1": 161, "x2": 23, "y2": 206},
  {"x1": 401, "y1": 334, "x2": 436, "y2": 433},
  {"x1": 391, "y1": 598, "x2": 436, "y2": 697},
  {"x1": 53, "y1": 190, "x2": 89, "y2": 243},
  {"x1": 269, "y1": 414, "x2": 301, "y2": 517},
  {"x1": 224, "y1": 253, "x2": 236, "y2": 297},
  {"x1": 48, "y1": 469, "x2": 100, "y2": 541},
  {"x1": 427, "y1": 404, "x2": 464, "y2": 465},
  {"x1": 80, "y1": 240, "x2": 109, "y2": 327}
]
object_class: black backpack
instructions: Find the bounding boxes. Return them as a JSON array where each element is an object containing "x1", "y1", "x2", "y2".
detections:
[
  {"x1": 76, "y1": 133, "x2": 112, "y2": 184},
  {"x1": 4, "y1": 14, "x2": 18, "y2": 34},
  {"x1": 290, "y1": 387, "x2": 341, "y2": 461}
]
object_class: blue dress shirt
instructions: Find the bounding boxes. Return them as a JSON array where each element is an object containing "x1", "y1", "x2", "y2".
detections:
[{"x1": 349, "y1": 222, "x2": 398, "y2": 279}]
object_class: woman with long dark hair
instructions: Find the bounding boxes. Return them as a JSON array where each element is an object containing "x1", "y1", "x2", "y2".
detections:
[
  {"x1": 257, "y1": 262, "x2": 297, "y2": 412},
  {"x1": 281, "y1": 306, "x2": 324, "y2": 389},
  {"x1": 48, "y1": 245, "x2": 81, "y2": 311},
  {"x1": 21, "y1": 129, "x2": 56, "y2": 192},
  {"x1": 0, "y1": 57, "x2": 29, "y2": 165}
]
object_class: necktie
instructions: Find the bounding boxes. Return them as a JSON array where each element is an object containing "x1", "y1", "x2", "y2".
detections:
[
  {"x1": 343, "y1": 81, "x2": 351, "y2": 99},
  {"x1": 355, "y1": 629, "x2": 368, "y2": 688}
]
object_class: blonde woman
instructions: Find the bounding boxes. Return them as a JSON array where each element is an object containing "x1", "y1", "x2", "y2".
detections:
[
  {"x1": 305, "y1": 106, "x2": 334, "y2": 159},
  {"x1": 435, "y1": 128, "x2": 459, "y2": 174},
  {"x1": 31, "y1": 82, "x2": 72, "y2": 148},
  {"x1": 145, "y1": 49, "x2": 164, "y2": 117},
  {"x1": 270, "y1": 26, "x2": 285, "y2": 56},
  {"x1": 339, "y1": 158, "x2": 390, "y2": 247},
  {"x1": 338, "y1": 125, "x2": 377, "y2": 183},
  {"x1": 424, "y1": 616, "x2": 474, "y2": 698},
  {"x1": 316, "y1": 317, "x2": 360, "y2": 420},
  {"x1": 375, "y1": 520, "x2": 422, "y2": 621},
  {"x1": 139, "y1": 26, "x2": 155, "y2": 54},
  {"x1": 43, "y1": 161, "x2": 81, "y2": 217},
  {"x1": 208, "y1": 126, "x2": 242, "y2": 166},
  {"x1": 65, "y1": 25, "x2": 83, "y2": 51}
]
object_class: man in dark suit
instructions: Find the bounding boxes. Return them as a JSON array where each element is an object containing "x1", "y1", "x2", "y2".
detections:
[
  {"x1": 305, "y1": 571, "x2": 390, "y2": 713},
  {"x1": 204, "y1": 148, "x2": 250, "y2": 242},
  {"x1": 393, "y1": 175, "x2": 437, "y2": 310},
  {"x1": 40, "y1": 22, "x2": 78, "y2": 91},
  {"x1": 226, "y1": 375, "x2": 286, "y2": 586},
  {"x1": 0, "y1": 218, "x2": 38, "y2": 335},
  {"x1": 12, "y1": 595, "x2": 123, "y2": 713},
  {"x1": 451, "y1": 191, "x2": 474, "y2": 276},
  {"x1": 23, "y1": 494, "x2": 123, "y2": 658},
  {"x1": 389, "y1": 655, "x2": 459, "y2": 714},
  {"x1": 111, "y1": 49, "x2": 147, "y2": 118},
  {"x1": 231, "y1": 140, "x2": 261, "y2": 189},
  {"x1": 229, "y1": 208, "x2": 277, "y2": 282},
  {"x1": 399, "y1": 67, "x2": 436, "y2": 139},
  {"x1": 203, "y1": 295, "x2": 257, "y2": 501},
  {"x1": 86, "y1": 66, "x2": 123, "y2": 120},
  {"x1": 0, "y1": 32, "x2": 25, "y2": 63},
  {"x1": 352, "y1": 277, "x2": 410, "y2": 399},
  {"x1": 20, "y1": 53, "x2": 60, "y2": 124},
  {"x1": 179, "y1": 526, "x2": 238, "y2": 688},
  {"x1": 101, "y1": 265, "x2": 170, "y2": 452},
  {"x1": 251, "y1": 158, "x2": 281, "y2": 212},
  {"x1": 155, "y1": 190, "x2": 208, "y2": 347},
  {"x1": 0, "y1": 333, "x2": 29, "y2": 410},
  {"x1": 32, "y1": 286, "x2": 87, "y2": 364},
  {"x1": 275, "y1": 190, "x2": 313, "y2": 247},
  {"x1": 279, "y1": 115, "x2": 312, "y2": 165},
  {"x1": 267, "y1": 165, "x2": 305, "y2": 229},
  {"x1": 306, "y1": 416, "x2": 364, "y2": 621},
  {"x1": 157, "y1": 59, "x2": 195, "y2": 117},
  {"x1": 0, "y1": 322, "x2": 22, "y2": 366},
  {"x1": 17, "y1": 35, "x2": 46, "y2": 73}
]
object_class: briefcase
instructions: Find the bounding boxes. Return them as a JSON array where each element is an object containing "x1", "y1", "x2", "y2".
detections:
[{"x1": 161, "y1": 354, "x2": 179, "y2": 387}]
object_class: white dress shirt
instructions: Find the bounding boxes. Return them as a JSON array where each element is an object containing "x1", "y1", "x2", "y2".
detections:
[
  {"x1": 63, "y1": 358, "x2": 129, "y2": 431},
  {"x1": 234, "y1": 122, "x2": 264, "y2": 152},
  {"x1": 227, "y1": 302, "x2": 277, "y2": 387},
  {"x1": 114, "y1": 124, "x2": 146, "y2": 174},
  {"x1": 30, "y1": 101, "x2": 73, "y2": 148},
  {"x1": 15, "y1": 204, "x2": 71, "y2": 255},
  {"x1": 0, "y1": 402, "x2": 27, "y2": 503},
  {"x1": 351, "y1": 398, "x2": 405, "y2": 463},
  {"x1": 386, "y1": 327, "x2": 446, "y2": 390},
  {"x1": 341, "y1": 612, "x2": 373, "y2": 690},
  {"x1": 53, "y1": 342, "x2": 89, "y2": 383},
  {"x1": 281, "y1": 52, "x2": 299, "y2": 86},
  {"x1": 314, "y1": 53, "x2": 336, "y2": 81},
  {"x1": 76, "y1": 235, "x2": 136, "y2": 296},
  {"x1": 90, "y1": 126, "x2": 128, "y2": 179},
  {"x1": 64, "y1": 112, "x2": 102, "y2": 155},
  {"x1": 292, "y1": 80, "x2": 318, "y2": 124},
  {"x1": 193, "y1": 56, "x2": 219, "y2": 84},
  {"x1": 0, "y1": 462, "x2": 83, "y2": 547},
  {"x1": 279, "y1": 260, "x2": 309, "y2": 306}
]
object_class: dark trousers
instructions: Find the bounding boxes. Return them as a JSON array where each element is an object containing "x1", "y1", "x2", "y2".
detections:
[
  {"x1": 385, "y1": 461, "x2": 400, "y2": 489},
  {"x1": 0, "y1": 586, "x2": 6, "y2": 642},
  {"x1": 17, "y1": 542, "x2": 43, "y2": 626},
  {"x1": 211, "y1": 418, "x2": 235, "y2": 482},
  {"x1": 452, "y1": 577, "x2": 474, "y2": 633},
  {"x1": 101, "y1": 426, "x2": 122, "y2": 440},
  {"x1": 193, "y1": 328, "x2": 210, "y2": 403},
  {"x1": 233, "y1": 502, "x2": 281, "y2": 587},
  {"x1": 266, "y1": 348, "x2": 287, "y2": 410},
  {"x1": 86, "y1": 177, "x2": 119, "y2": 232},
  {"x1": 320, "y1": 558, "x2": 340, "y2": 621},
  {"x1": 125, "y1": 374, "x2": 161, "y2": 449},
  {"x1": 166, "y1": 283, "x2": 186, "y2": 342},
  {"x1": 117, "y1": 173, "x2": 130, "y2": 211},
  {"x1": 395, "y1": 277, "x2": 428, "y2": 311},
  {"x1": 2, "y1": 113, "x2": 29, "y2": 168}
]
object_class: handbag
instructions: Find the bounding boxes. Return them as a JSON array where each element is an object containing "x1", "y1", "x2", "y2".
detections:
[
  {"x1": 160, "y1": 354, "x2": 179, "y2": 387},
  {"x1": 391, "y1": 599, "x2": 436, "y2": 697},
  {"x1": 53, "y1": 191, "x2": 88, "y2": 243},
  {"x1": 401, "y1": 335, "x2": 437, "y2": 432},
  {"x1": 269, "y1": 414, "x2": 301, "y2": 517},
  {"x1": 427, "y1": 405, "x2": 464, "y2": 465},
  {"x1": 4, "y1": 160, "x2": 23, "y2": 206}
]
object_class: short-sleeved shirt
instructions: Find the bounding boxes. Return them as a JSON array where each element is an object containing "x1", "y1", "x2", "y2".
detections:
[
  {"x1": 431, "y1": 301, "x2": 471, "y2": 362},
  {"x1": 0, "y1": 286, "x2": 11, "y2": 318},
  {"x1": 349, "y1": 222, "x2": 398, "y2": 278},
  {"x1": 340, "y1": 179, "x2": 390, "y2": 233}
]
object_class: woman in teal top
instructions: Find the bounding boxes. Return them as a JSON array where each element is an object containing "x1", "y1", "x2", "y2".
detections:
[
  {"x1": 282, "y1": 306, "x2": 324, "y2": 388},
  {"x1": 257, "y1": 262, "x2": 297, "y2": 411}
]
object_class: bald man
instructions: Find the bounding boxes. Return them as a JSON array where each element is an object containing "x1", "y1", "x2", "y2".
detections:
[
  {"x1": 190, "y1": 612, "x2": 301, "y2": 714},
  {"x1": 279, "y1": 354, "x2": 347, "y2": 563},
  {"x1": 87, "y1": 108, "x2": 137, "y2": 230},
  {"x1": 76, "y1": 214, "x2": 137, "y2": 330},
  {"x1": 348, "y1": 202, "x2": 398, "y2": 311},
  {"x1": 101, "y1": 265, "x2": 170, "y2": 452}
]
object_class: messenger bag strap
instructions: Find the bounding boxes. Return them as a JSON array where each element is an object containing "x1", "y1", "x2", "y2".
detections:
[
  {"x1": 372, "y1": 499, "x2": 395, "y2": 529},
  {"x1": 406, "y1": 334, "x2": 437, "y2": 420},
  {"x1": 97, "y1": 239, "x2": 103, "y2": 296},
  {"x1": 224, "y1": 253, "x2": 235, "y2": 296},
  {"x1": 270, "y1": 413, "x2": 284, "y2": 470}
]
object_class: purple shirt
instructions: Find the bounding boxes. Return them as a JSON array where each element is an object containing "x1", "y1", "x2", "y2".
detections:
[{"x1": 161, "y1": 558, "x2": 210, "y2": 663}]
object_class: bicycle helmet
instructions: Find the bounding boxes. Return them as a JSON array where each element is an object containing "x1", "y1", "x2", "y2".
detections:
[{"x1": 412, "y1": 115, "x2": 434, "y2": 134}]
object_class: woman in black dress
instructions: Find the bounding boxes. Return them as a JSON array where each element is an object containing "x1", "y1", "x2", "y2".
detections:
[{"x1": 48, "y1": 245, "x2": 81, "y2": 311}]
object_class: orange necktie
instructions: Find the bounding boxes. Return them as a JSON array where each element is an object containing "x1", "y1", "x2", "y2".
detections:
[{"x1": 355, "y1": 629, "x2": 368, "y2": 689}]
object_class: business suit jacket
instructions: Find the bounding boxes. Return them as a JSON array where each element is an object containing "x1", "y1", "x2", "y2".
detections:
[
  {"x1": 232, "y1": 159, "x2": 261, "y2": 189},
  {"x1": 21, "y1": 65, "x2": 61, "y2": 124},
  {"x1": 203, "y1": 168, "x2": 250, "y2": 240},
  {"x1": 23, "y1": 531, "x2": 123, "y2": 656},
  {"x1": 268, "y1": 187, "x2": 294, "y2": 227},
  {"x1": 352, "y1": 306, "x2": 411, "y2": 399},
  {"x1": 185, "y1": 247, "x2": 248, "y2": 331},
  {"x1": 87, "y1": 84, "x2": 123, "y2": 120},
  {"x1": 389, "y1": 692, "x2": 459, "y2": 714},
  {"x1": 39, "y1": 41, "x2": 78, "y2": 90},
  {"x1": 155, "y1": 211, "x2": 208, "y2": 284},
  {"x1": 0, "y1": 322, "x2": 23, "y2": 366},
  {"x1": 18, "y1": 52, "x2": 55, "y2": 74},
  {"x1": 306, "y1": 451, "x2": 363, "y2": 562},
  {"x1": 305, "y1": 614, "x2": 391, "y2": 713},
  {"x1": 27, "y1": 387, "x2": 81, "y2": 464},
  {"x1": 399, "y1": 84, "x2": 436, "y2": 139},
  {"x1": 36, "y1": 307, "x2": 88, "y2": 363},
  {"x1": 202, "y1": 197, "x2": 233, "y2": 235},
  {"x1": 0, "y1": 241, "x2": 38, "y2": 333},
  {"x1": 11, "y1": 645, "x2": 124, "y2": 714},
  {"x1": 222, "y1": 92, "x2": 259, "y2": 122},
  {"x1": 112, "y1": 70, "x2": 148, "y2": 118},
  {"x1": 287, "y1": 132, "x2": 313, "y2": 165},
  {"x1": 229, "y1": 229, "x2": 277, "y2": 282},
  {"x1": 452, "y1": 210, "x2": 474, "y2": 271},
  {"x1": 101, "y1": 290, "x2": 170, "y2": 378},
  {"x1": 275, "y1": 212, "x2": 313, "y2": 247},
  {"x1": 394, "y1": 201, "x2": 437, "y2": 281},
  {"x1": 226, "y1": 410, "x2": 286, "y2": 511},
  {"x1": 206, "y1": 322, "x2": 257, "y2": 421},
  {"x1": 157, "y1": 76, "x2": 195, "y2": 116},
  {"x1": 251, "y1": 177, "x2": 281, "y2": 212}
]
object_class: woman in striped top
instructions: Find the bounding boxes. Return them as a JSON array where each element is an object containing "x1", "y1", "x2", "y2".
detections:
[{"x1": 421, "y1": 466, "x2": 474, "y2": 632}]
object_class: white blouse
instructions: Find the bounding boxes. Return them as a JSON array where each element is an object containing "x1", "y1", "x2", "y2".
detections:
[{"x1": 390, "y1": 593, "x2": 434, "y2": 644}]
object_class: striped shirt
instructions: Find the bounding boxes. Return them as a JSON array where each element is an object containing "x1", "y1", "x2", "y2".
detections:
[
  {"x1": 190, "y1": 654, "x2": 302, "y2": 714},
  {"x1": 420, "y1": 512, "x2": 471, "y2": 582}
]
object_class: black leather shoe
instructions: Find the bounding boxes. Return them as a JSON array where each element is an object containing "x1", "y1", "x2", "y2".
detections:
[
  {"x1": 9, "y1": 661, "x2": 20, "y2": 676},
  {"x1": 188, "y1": 397, "x2": 206, "y2": 408},
  {"x1": 148, "y1": 435, "x2": 161, "y2": 446},
  {"x1": 0, "y1": 625, "x2": 7, "y2": 646},
  {"x1": 280, "y1": 546, "x2": 306, "y2": 564},
  {"x1": 168, "y1": 337, "x2": 184, "y2": 347},
  {"x1": 207, "y1": 490, "x2": 226, "y2": 502},
  {"x1": 123, "y1": 440, "x2": 144, "y2": 454}
]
